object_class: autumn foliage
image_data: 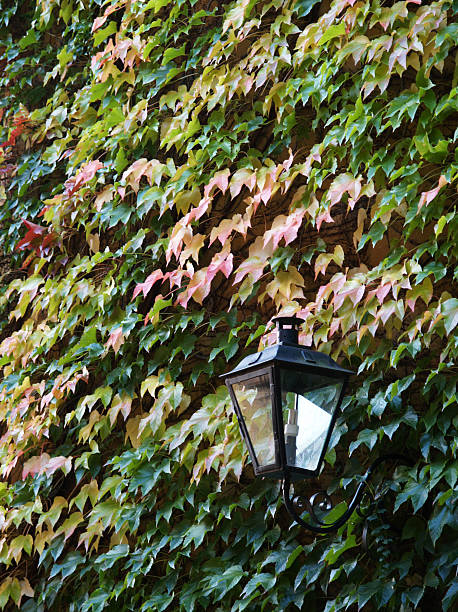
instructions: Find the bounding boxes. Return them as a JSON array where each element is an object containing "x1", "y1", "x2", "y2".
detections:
[{"x1": 0, "y1": 0, "x2": 457, "y2": 610}]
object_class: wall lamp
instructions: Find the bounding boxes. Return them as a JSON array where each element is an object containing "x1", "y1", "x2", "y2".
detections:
[{"x1": 223, "y1": 316, "x2": 409, "y2": 534}]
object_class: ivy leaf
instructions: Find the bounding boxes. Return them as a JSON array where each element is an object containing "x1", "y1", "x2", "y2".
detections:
[
  {"x1": 429, "y1": 504, "x2": 452, "y2": 545},
  {"x1": 22, "y1": 454, "x2": 72, "y2": 479},
  {"x1": 318, "y1": 23, "x2": 346, "y2": 46},
  {"x1": 241, "y1": 573, "x2": 276, "y2": 598},
  {"x1": 55, "y1": 512, "x2": 84, "y2": 541},
  {"x1": 182, "y1": 521, "x2": 210, "y2": 549},
  {"x1": 162, "y1": 44, "x2": 186, "y2": 65},
  {"x1": 443, "y1": 579, "x2": 458, "y2": 612},
  {"x1": 105, "y1": 328, "x2": 125, "y2": 354},
  {"x1": 441, "y1": 298, "x2": 458, "y2": 335},
  {"x1": 94, "y1": 544, "x2": 129, "y2": 571},
  {"x1": 9, "y1": 535, "x2": 33, "y2": 563},
  {"x1": 417, "y1": 175, "x2": 447, "y2": 213}
]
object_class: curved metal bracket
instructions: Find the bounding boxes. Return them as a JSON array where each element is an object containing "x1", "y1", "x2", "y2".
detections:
[{"x1": 281, "y1": 454, "x2": 411, "y2": 534}]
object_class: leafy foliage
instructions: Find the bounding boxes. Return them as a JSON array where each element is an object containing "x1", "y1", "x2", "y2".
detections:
[{"x1": 0, "y1": 0, "x2": 457, "y2": 610}]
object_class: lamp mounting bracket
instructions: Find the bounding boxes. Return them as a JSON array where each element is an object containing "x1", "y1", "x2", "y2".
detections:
[{"x1": 281, "y1": 454, "x2": 412, "y2": 534}]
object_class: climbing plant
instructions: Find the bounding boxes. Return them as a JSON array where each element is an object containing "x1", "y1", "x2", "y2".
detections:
[{"x1": 0, "y1": 0, "x2": 457, "y2": 609}]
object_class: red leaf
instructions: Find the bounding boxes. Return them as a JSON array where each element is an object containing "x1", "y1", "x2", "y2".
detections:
[
  {"x1": 22, "y1": 219, "x2": 46, "y2": 234},
  {"x1": 16, "y1": 218, "x2": 58, "y2": 256}
]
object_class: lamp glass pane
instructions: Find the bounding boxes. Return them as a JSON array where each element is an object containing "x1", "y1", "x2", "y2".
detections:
[
  {"x1": 232, "y1": 373, "x2": 275, "y2": 467},
  {"x1": 281, "y1": 369, "x2": 343, "y2": 471}
]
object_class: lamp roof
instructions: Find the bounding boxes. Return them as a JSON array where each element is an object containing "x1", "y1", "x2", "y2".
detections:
[{"x1": 223, "y1": 341, "x2": 354, "y2": 379}]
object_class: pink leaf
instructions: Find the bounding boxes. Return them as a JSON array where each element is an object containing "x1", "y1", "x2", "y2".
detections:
[
  {"x1": 105, "y1": 328, "x2": 124, "y2": 354},
  {"x1": 233, "y1": 236, "x2": 274, "y2": 284},
  {"x1": 207, "y1": 246, "x2": 234, "y2": 282},
  {"x1": 418, "y1": 175, "x2": 447, "y2": 213},
  {"x1": 316, "y1": 209, "x2": 334, "y2": 231},
  {"x1": 22, "y1": 453, "x2": 71, "y2": 479},
  {"x1": 328, "y1": 173, "x2": 362, "y2": 207},
  {"x1": 92, "y1": 15, "x2": 108, "y2": 32},
  {"x1": 376, "y1": 283, "x2": 391, "y2": 305},
  {"x1": 229, "y1": 168, "x2": 256, "y2": 199},
  {"x1": 176, "y1": 269, "x2": 209, "y2": 308},
  {"x1": 132, "y1": 269, "x2": 164, "y2": 300},
  {"x1": 204, "y1": 168, "x2": 230, "y2": 198},
  {"x1": 263, "y1": 208, "x2": 305, "y2": 250},
  {"x1": 163, "y1": 268, "x2": 191, "y2": 289}
]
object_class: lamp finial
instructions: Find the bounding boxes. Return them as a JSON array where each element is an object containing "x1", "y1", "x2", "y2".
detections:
[{"x1": 273, "y1": 316, "x2": 304, "y2": 345}]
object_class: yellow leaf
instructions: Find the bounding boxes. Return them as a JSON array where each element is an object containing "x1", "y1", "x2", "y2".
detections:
[
  {"x1": 125, "y1": 414, "x2": 148, "y2": 449},
  {"x1": 179, "y1": 233, "x2": 206, "y2": 265},
  {"x1": 34, "y1": 529, "x2": 54, "y2": 555},
  {"x1": 94, "y1": 185, "x2": 115, "y2": 212},
  {"x1": 87, "y1": 233, "x2": 100, "y2": 253},
  {"x1": 108, "y1": 392, "x2": 133, "y2": 425},
  {"x1": 20, "y1": 578, "x2": 34, "y2": 599},
  {"x1": 55, "y1": 512, "x2": 83, "y2": 541},
  {"x1": 333, "y1": 245, "x2": 344, "y2": 266},
  {"x1": 140, "y1": 375, "x2": 160, "y2": 398},
  {"x1": 353, "y1": 208, "x2": 367, "y2": 248}
]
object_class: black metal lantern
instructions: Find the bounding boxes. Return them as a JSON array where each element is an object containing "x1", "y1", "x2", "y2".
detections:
[
  {"x1": 224, "y1": 316, "x2": 352, "y2": 481},
  {"x1": 224, "y1": 316, "x2": 410, "y2": 534}
]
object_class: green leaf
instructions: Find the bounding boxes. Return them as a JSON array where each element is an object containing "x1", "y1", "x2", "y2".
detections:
[
  {"x1": 242, "y1": 573, "x2": 276, "y2": 598},
  {"x1": 429, "y1": 504, "x2": 451, "y2": 545},
  {"x1": 182, "y1": 522, "x2": 210, "y2": 549},
  {"x1": 318, "y1": 23, "x2": 346, "y2": 46},
  {"x1": 441, "y1": 299, "x2": 458, "y2": 335},
  {"x1": 162, "y1": 44, "x2": 186, "y2": 65},
  {"x1": 443, "y1": 579, "x2": 458, "y2": 612},
  {"x1": 324, "y1": 536, "x2": 357, "y2": 564},
  {"x1": 94, "y1": 544, "x2": 129, "y2": 570},
  {"x1": 93, "y1": 21, "x2": 117, "y2": 47}
]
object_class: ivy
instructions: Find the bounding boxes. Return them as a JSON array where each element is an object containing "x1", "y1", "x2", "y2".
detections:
[{"x1": 0, "y1": 0, "x2": 457, "y2": 610}]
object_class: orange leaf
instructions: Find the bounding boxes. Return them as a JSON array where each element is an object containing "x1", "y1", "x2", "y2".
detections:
[{"x1": 65, "y1": 160, "x2": 103, "y2": 196}]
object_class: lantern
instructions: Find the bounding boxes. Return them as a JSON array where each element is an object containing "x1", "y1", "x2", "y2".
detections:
[{"x1": 224, "y1": 317, "x2": 352, "y2": 481}]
